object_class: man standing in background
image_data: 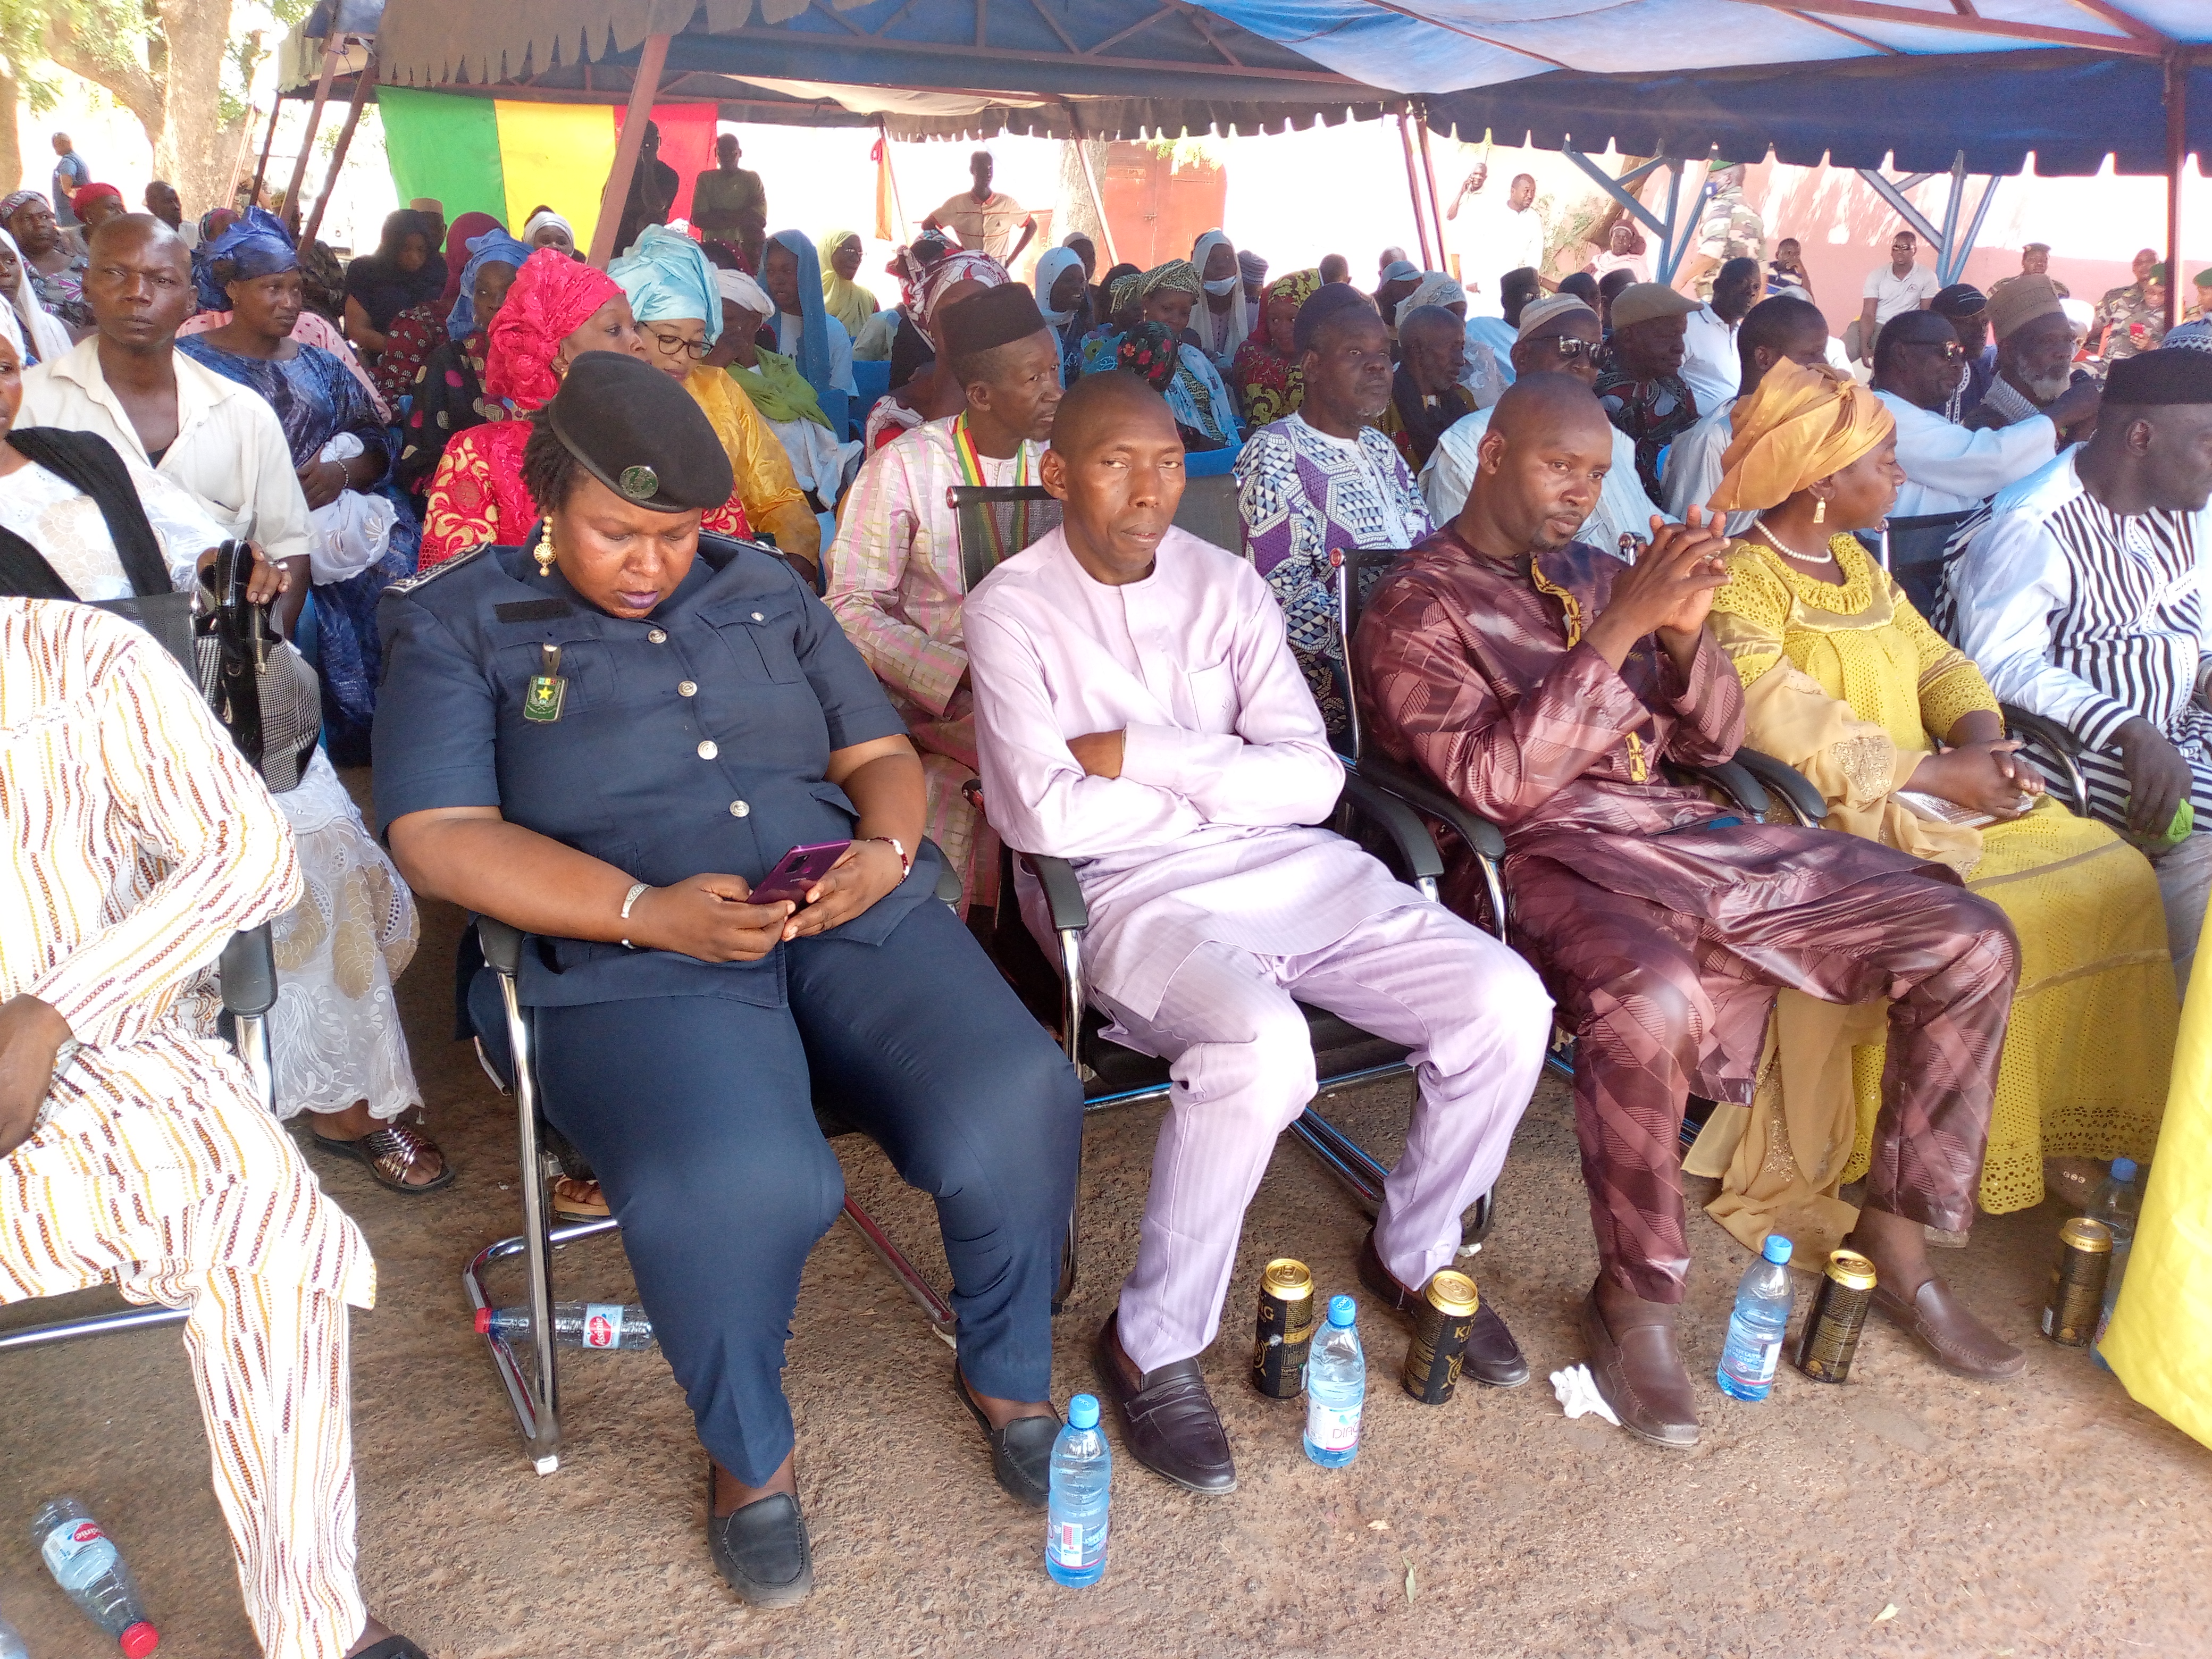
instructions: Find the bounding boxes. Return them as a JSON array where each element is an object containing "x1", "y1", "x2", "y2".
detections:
[
  {"x1": 143, "y1": 180, "x2": 198, "y2": 248},
  {"x1": 48, "y1": 132, "x2": 89, "y2": 229},
  {"x1": 1988, "y1": 242, "x2": 2069, "y2": 303},
  {"x1": 693, "y1": 133, "x2": 767, "y2": 269},
  {"x1": 924, "y1": 152, "x2": 1036, "y2": 266}
]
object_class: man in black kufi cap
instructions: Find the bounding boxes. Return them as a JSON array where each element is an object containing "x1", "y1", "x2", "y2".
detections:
[
  {"x1": 822, "y1": 280, "x2": 1067, "y2": 916},
  {"x1": 1952, "y1": 344, "x2": 2212, "y2": 989}
]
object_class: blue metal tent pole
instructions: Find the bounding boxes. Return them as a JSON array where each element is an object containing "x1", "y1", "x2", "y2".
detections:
[{"x1": 2167, "y1": 53, "x2": 2187, "y2": 333}]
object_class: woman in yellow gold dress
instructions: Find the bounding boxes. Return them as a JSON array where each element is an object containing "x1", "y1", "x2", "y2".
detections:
[{"x1": 1692, "y1": 361, "x2": 2175, "y2": 1255}]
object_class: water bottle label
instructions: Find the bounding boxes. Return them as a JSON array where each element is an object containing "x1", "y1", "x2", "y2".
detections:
[
  {"x1": 583, "y1": 1302, "x2": 625, "y2": 1350},
  {"x1": 1049, "y1": 1515, "x2": 1105, "y2": 1566},
  {"x1": 1306, "y1": 1399, "x2": 1362, "y2": 1452},
  {"x1": 40, "y1": 1520, "x2": 119, "y2": 1577},
  {"x1": 1721, "y1": 1335, "x2": 1781, "y2": 1387}
]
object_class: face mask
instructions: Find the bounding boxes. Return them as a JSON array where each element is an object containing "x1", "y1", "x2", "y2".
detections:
[{"x1": 1203, "y1": 275, "x2": 1238, "y2": 297}]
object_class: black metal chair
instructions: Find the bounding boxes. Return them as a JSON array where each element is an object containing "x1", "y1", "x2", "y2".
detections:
[
  {"x1": 0, "y1": 595, "x2": 281, "y2": 1356},
  {"x1": 462, "y1": 849, "x2": 971, "y2": 1475},
  {"x1": 1998, "y1": 703, "x2": 2090, "y2": 817}
]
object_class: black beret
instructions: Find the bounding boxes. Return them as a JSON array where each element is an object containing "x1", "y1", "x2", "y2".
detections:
[
  {"x1": 2106, "y1": 346, "x2": 2212, "y2": 406},
  {"x1": 545, "y1": 351, "x2": 734, "y2": 513},
  {"x1": 939, "y1": 282, "x2": 1048, "y2": 359},
  {"x1": 1931, "y1": 283, "x2": 1987, "y2": 317}
]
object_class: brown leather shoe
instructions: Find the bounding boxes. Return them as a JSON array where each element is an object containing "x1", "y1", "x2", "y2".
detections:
[
  {"x1": 1868, "y1": 1272, "x2": 2026, "y2": 1379},
  {"x1": 1356, "y1": 1229, "x2": 1528, "y2": 1388},
  {"x1": 1091, "y1": 1309, "x2": 1237, "y2": 1495},
  {"x1": 1580, "y1": 1281, "x2": 1699, "y2": 1448}
]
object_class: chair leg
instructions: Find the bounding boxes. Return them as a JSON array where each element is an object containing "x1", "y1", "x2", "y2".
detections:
[
  {"x1": 463, "y1": 1215, "x2": 617, "y2": 1477},
  {"x1": 1053, "y1": 1125, "x2": 1085, "y2": 1316},
  {"x1": 233, "y1": 1009, "x2": 276, "y2": 1117},
  {"x1": 502, "y1": 976, "x2": 563, "y2": 1473},
  {"x1": 1289, "y1": 1101, "x2": 1497, "y2": 1254},
  {"x1": 839, "y1": 1197, "x2": 956, "y2": 1346}
]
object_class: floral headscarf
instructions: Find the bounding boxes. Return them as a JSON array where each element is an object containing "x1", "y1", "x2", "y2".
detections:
[
  {"x1": 483, "y1": 246, "x2": 626, "y2": 413},
  {"x1": 1138, "y1": 259, "x2": 1202, "y2": 300},
  {"x1": 0, "y1": 190, "x2": 45, "y2": 225},
  {"x1": 1232, "y1": 269, "x2": 1322, "y2": 428},
  {"x1": 1115, "y1": 321, "x2": 1180, "y2": 392},
  {"x1": 915, "y1": 250, "x2": 1009, "y2": 332}
]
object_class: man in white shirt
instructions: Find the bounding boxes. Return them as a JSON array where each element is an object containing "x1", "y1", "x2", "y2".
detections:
[
  {"x1": 922, "y1": 150, "x2": 1037, "y2": 266},
  {"x1": 18, "y1": 216, "x2": 311, "y2": 625},
  {"x1": 967, "y1": 371, "x2": 1548, "y2": 1496},
  {"x1": 1452, "y1": 172, "x2": 1547, "y2": 300},
  {"x1": 1663, "y1": 294, "x2": 1834, "y2": 534},
  {"x1": 1677, "y1": 256, "x2": 1762, "y2": 415},
  {"x1": 1855, "y1": 230, "x2": 1941, "y2": 363},
  {"x1": 1422, "y1": 294, "x2": 1660, "y2": 555},
  {"x1": 1870, "y1": 309, "x2": 2094, "y2": 520}
]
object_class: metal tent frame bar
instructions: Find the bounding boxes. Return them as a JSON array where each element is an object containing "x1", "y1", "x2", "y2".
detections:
[
  {"x1": 1560, "y1": 149, "x2": 1712, "y2": 285},
  {"x1": 1854, "y1": 153, "x2": 2002, "y2": 286}
]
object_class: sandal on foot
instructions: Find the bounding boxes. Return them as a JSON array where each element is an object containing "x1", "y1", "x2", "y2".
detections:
[
  {"x1": 311, "y1": 1121, "x2": 456, "y2": 1195},
  {"x1": 552, "y1": 1176, "x2": 611, "y2": 1219},
  {"x1": 352, "y1": 1638, "x2": 430, "y2": 1659}
]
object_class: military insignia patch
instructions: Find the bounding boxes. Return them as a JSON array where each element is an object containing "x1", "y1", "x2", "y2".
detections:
[{"x1": 618, "y1": 464, "x2": 659, "y2": 500}]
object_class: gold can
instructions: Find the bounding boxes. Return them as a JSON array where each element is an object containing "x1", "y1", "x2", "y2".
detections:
[
  {"x1": 1794, "y1": 1249, "x2": 1878, "y2": 1383},
  {"x1": 1400, "y1": 1270, "x2": 1481, "y2": 1405},
  {"x1": 2041, "y1": 1216, "x2": 2113, "y2": 1346},
  {"x1": 1251, "y1": 1259, "x2": 1317, "y2": 1398}
]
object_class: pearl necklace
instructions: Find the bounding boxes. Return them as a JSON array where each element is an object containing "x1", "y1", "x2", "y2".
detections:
[{"x1": 1752, "y1": 516, "x2": 1839, "y2": 572}]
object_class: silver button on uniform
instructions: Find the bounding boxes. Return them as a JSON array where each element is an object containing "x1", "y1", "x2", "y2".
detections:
[
  {"x1": 751, "y1": 611, "x2": 765, "y2": 621},
  {"x1": 647, "y1": 628, "x2": 668, "y2": 643},
  {"x1": 678, "y1": 680, "x2": 698, "y2": 697},
  {"x1": 730, "y1": 800, "x2": 749, "y2": 817},
  {"x1": 697, "y1": 740, "x2": 719, "y2": 759}
]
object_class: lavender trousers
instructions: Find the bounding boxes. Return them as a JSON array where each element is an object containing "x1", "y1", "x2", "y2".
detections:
[{"x1": 1094, "y1": 902, "x2": 1552, "y2": 1373}]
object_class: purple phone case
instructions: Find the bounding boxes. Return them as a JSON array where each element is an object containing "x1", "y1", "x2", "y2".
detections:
[{"x1": 751, "y1": 840, "x2": 852, "y2": 906}]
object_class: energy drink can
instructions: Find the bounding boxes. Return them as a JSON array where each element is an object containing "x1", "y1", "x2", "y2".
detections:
[
  {"x1": 2041, "y1": 1217, "x2": 2113, "y2": 1346},
  {"x1": 1399, "y1": 1270, "x2": 1481, "y2": 1405},
  {"x1": 1794, "y1": 1249, "x2": 1878, "y2": 1383},
  {"x1": 1252, "y1": 1259, "x2": 1317, "y2": 1398}
]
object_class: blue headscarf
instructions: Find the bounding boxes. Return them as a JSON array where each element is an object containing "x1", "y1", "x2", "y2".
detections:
[
  {"x1": 768, "y1": 228, "x2": 831, "y2": 401},
  {"x1": 447, "y1": 228, "x2": 531, "y2": 341},
  {"x1": 192, "y1": 207, "x2": 297, "y2": 313},
  {"x1": 608, "y1": 224, "x2": 723, "y2": 347}
]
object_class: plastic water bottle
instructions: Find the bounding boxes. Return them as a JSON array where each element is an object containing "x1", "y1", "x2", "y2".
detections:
[
  {"x1": 1303, "y1": 1294, "x2": 1367, "y2": 1468},
  {"x1": 2091, "y1": 1157, "x2": 2143, "y2": 1364},
  {"x1": 1044, "y1": 1394, "x2": 1110, "y2": 1588},
  {"x1": 474, "y1": 1302, "x2": 656, "y2": 1351},
  {"x1": 0, "y1": 1605, "x2": 30, "y2": 1659},
  {"x1": 1716, "y1": 1235, "x2": 1795, "y2": 1402},
  {"x1": 31, "y1": 1497, "x2": 158, "y2": 1657}
]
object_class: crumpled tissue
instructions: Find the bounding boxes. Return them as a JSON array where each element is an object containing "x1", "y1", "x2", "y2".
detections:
[{"x1": 1549, "y1": 1363, "x2": 1621, "y2": 1427}]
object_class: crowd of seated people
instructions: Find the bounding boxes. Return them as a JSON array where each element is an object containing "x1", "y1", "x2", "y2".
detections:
[{"x1": 9, "y1": 159, "x2": 2212, "y2": 1659}]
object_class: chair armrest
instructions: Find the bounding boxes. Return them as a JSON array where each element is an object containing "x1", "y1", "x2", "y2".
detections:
[
  {"x1": 919, "y1": 837, "x2": 962, "y2": 907},
  {"x1": 1999, "y1": 703, "x2": 2089, "y2": 817},
  {"x1": 218, "y1": 925, "x2": 278, "y2": 1019},
  {"x1": 476, "y1": 916, "x2": 526, "y2": 977},
  {"x1": 1729, "y1": 748, "x2": 1828, "y2": 825},
  {"x1": 1672, "y1": 758, "x2": 1771, "y2": 818},
  {"x1": 1019, "y1": 852, "x2": 1091, "y2": 932},
  {"x1": 1354, "y1": 751, "x2": 1507, "y2": 862},
  {"x1": 1339, "y1": 770, "x2": 1445, "y2": 884}
]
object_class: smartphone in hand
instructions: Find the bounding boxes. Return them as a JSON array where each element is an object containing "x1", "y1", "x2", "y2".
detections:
[{"x1": 749, "y1": 840, "x2": 853, "y2": 908}]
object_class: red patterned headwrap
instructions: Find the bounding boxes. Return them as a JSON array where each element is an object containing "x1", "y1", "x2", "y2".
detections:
[{"x1": 483, "y1": 247, "x2": 626, "y2": 412}]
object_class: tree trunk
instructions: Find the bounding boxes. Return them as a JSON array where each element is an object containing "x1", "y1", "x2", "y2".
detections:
[
  {"x1": 1055, "y1": 138, "x2": 1109, "y2": 253},
  {"x1": 150, "y1": 0, "x2": 234, "y2": 217},
  {"x1": 0, "y1": 66, "x2": 20, "y2": 198}
]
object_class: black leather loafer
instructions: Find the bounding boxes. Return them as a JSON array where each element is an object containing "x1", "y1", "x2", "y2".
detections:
[
  {"x1": 952, "y1": 1363, "x2": 1060, "y2": 1507},
  {"x1": 707, "y1": 1485, "x2": 814, "y2": 1607},
  {"x1": 1357, "y1": 1228, "x2": 1530, "y2": 1388},
  {"x1": 1092, "y1": 1308, "x2": 1236, "y2": 1494}
]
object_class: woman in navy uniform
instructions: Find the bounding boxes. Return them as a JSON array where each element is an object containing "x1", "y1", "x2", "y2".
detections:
[{"x1": 371, "y1": 353, "x2": 1082, "y2": 1608}]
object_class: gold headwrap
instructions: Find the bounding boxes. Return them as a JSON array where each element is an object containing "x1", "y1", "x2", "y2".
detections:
[{"x1": 1708, "y1": 359, "x2": 1895, "y2": 514}]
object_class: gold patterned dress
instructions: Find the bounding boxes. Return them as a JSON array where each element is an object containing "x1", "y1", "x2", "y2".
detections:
[{"x1": 1699, "y1": 533, "x2": 2175, "y2": 1243}]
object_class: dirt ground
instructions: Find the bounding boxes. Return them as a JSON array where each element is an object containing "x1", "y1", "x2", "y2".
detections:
[{"x1": 5, "y1": 827, "x2": 2211, "y2": 1659}]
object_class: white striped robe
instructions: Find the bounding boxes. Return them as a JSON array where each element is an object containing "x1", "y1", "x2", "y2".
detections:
[
  {"x1": 1948, "y1": 449, "x2": 2212, "y2": 830},
  {"x1": 0, "y1": 598, "x2": 376, "y2": 1659}
]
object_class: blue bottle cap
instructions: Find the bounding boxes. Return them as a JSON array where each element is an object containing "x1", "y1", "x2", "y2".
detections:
[
  {"x1": 1328, "y1": 1293, "x2": 1356, "y2": 1326},
  {"x1": 2110, "y1": 1157, "x2": 2138, "y2": 1183},
  {"x1": 1067, "y1": 1393, "x2": 1099, "y2": 1430},
  {"x1": 1762, "y1": 1234, "x2": 1793, "y2": 1264}
]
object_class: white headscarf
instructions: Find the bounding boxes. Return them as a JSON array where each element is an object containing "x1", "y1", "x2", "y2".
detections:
[
  {"x1": 1396, "y1": 271, "x2": 1467, "y2": 326},
  {"x1": 716, "y1": 267, "x2": 774, "y2": 320},
  {"x1": 1188, "y1": 229, "x2": 1252, "y2": 371},
  {"x1": 522, "y1": 209, "x2": 575, "y2": 249},
  {"x1": 1032, "y1": 247, "x2": 1085, "y2": 328},
  {"x1": 0, "y1": 225, "x2": 72, "y2": 366}
]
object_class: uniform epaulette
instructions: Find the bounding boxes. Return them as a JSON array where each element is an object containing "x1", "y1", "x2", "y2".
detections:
[{"x1": 388, "y1": 542, "x2": 491, "y2": 594}]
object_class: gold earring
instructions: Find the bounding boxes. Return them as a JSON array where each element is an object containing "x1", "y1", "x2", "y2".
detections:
[
  {"x1": 1813, "y1": 496, "x2": 1826, "y2": 526},
  {"x1": 535, "y1": 520, "x2": 556, "y2": 576}
]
